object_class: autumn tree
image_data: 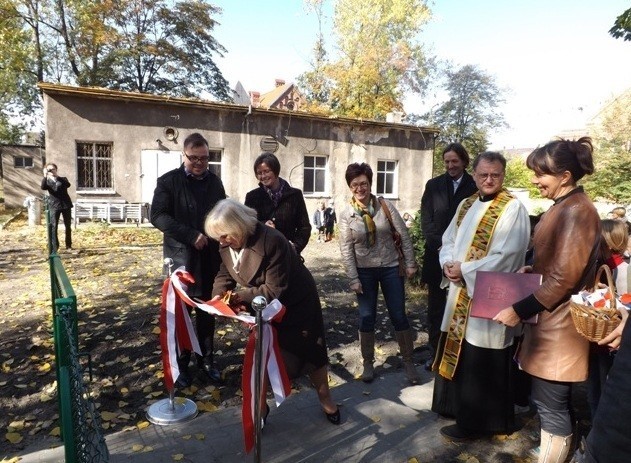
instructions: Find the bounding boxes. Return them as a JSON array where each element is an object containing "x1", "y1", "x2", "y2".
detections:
[
  {"x1": 428, "y1": 64, "x2": 506, "y2": 157},
  {"x1": 583, "y1": 91, "x2": 631, "y2": 204},
  {"x1": 296, "y1": 0, "x2": 331, "y2": 114},
  {"x1": 299, "y1": 0, "x2": 432, "y2": 120},
  {"x1": 0, "y1": 0, "x2": 231, "y2": 142},
  {"x1": 108, "y1": 0, "x2": 231, "y2": 99}
]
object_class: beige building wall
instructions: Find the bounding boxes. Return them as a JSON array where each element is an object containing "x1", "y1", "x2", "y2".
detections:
[
  {"x1": 0, "y1": 145, "x2": 46, "y2": 208},
  {"x1": 41, "y1": 84, "x2": 435, "y2": 218}
]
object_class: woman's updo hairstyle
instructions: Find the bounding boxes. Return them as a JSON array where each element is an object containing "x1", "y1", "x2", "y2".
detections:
[{"x1": 526, "y1": 136, "x2": 594, "y2": 182}]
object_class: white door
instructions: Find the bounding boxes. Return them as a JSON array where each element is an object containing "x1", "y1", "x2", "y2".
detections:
[{"x1": 141, "y1": 150, "x2": 181, "y2": 204}]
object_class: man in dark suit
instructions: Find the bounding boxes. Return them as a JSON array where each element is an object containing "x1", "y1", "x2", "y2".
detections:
[
  {"x1": 151, "y1": 132, "x2": 226, "y2": 387},
  {"x1": 420, "y1": 143, "x2": 477, "y2": 370}
]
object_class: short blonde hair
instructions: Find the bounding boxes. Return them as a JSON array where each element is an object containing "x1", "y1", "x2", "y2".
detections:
[
  {"x1": 601, "y1": 219, "x2": 629, "y2": 255},
  {"x1": 204, "y1": 199, "x2": 258, "y2": 244}
]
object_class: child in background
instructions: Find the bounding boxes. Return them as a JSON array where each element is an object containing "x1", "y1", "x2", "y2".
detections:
[{"x1": 588, "y1": 219, "x2": 630, "y2": 418}]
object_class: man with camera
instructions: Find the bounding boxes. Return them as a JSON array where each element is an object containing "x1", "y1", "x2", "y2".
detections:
[{"x1": 40, "y1": 163, "x2": 73, "y2": 252}]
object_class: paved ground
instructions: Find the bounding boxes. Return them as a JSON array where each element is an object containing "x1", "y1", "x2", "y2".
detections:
[{"x1": 14, "y1": 365, "x2": 544, "y2": 463}]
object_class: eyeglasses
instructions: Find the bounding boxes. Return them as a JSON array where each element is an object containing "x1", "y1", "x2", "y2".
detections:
[
  {"x1": 475, "y1": 173, "x2": 503, "y2": 181},
  {"x1": 350, "y1": 181, "x2": 370, "y2": 191},
  {"x1": 184, "y1": 153, "x2": 210, "y2": 163}
]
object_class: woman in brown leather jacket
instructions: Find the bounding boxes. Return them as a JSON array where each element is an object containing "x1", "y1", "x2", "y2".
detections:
[{"x1": 494, "y1": 137, "x2": 600, "y2": 463}]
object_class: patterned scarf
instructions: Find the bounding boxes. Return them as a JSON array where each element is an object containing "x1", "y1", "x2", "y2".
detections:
[
  {"x1": 264, "y1": 177, "x2": 288, "y2": 207},
  {"x1": 350, "y1": 195, "x2": 377, "y2": 246}
]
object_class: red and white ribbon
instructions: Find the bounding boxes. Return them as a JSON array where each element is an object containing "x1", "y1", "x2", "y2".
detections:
[
  {"x1": 160, "y1": 267, "x2": 291, "y2": 453},
  {"x1": 159, "y1": 270, "x2": 202, "y2": 392},
  {"x1": 241, "y1": 299, "x2": 291, "y2": 453}
]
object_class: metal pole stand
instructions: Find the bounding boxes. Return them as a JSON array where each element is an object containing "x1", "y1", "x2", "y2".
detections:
[
  {"x1": 251, "y1": 296, "x2": 267, "y2": 463},
  {"x1": 146, "y1": 258, "x2": 198, "y2": 425}
]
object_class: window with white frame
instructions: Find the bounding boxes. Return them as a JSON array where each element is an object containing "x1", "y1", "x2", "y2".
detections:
[
  {"x1": 303, "y1": 155, "x2": 327, "y2": 194},
  {"x1": 208, "y1": 149, "x2": 222, "y2": 178},
  {"x1": 76, "y1": 142, "x2": 113, "y2": 191},
  {"x1": 376, "y1": 160, "x2": 397, "y2": 196},
  {"x1": 14, "y1": 157, "x2": 34, "y2": 168}
]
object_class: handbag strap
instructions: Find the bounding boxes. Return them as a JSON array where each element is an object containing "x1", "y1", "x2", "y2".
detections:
[{"x1": 378, "y1": 196, "x2": 397, "y2": 235}]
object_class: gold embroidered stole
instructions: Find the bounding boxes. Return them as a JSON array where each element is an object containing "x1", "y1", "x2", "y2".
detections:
[{"x1": 437, "y1": 189, "x2": 514, "y2": 380}]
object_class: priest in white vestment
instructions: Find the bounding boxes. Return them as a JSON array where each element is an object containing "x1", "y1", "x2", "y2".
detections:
[{"x1": 432, "y1": 151, "x2": 530, "y2": 442}]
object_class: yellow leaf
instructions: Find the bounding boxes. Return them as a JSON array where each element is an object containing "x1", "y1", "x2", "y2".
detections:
[
  {"x1": 408, "y1": 459, "x2": 419, "y2": 463},
  {"x1": 120, "y1": 387, "x2": 129, "y2": 395},
  {"x1": 137, "y1": 421, "x2": 151, "y2": 429},
  {"x1": 50, "y1": 427, "x2": 61, "y2": 436},
  {"x1": 8, "y1": 420, "x2": 25, "y2": 430},
  {"x1": 143, "y1": 446, "x2": 153, "y2": 452},
  {"x1": 152, "y1": 327, "x2": 161, "y2": 334},
  {"x1": 40, "y1": 393, "x2": 54, "y2": 402},
  {"x1": 132, "y1": 444, "x2": 145, "y2": 452},
  {"x1": 182, "y1": 434, "x2": 192, "y2": 440},
  {"x1": 196, "y1": 401, "x2": 218, "y2": 412},
  {"x1": 38, "y1": 362, "x2": 52, "y2": 372},
  {"x1": 172, "y1": 454, "x2": 184, "y2": 461},
  {"x1": 195, "y1": 433, "x2": 205, "y2": 441},
  {"x1": 371, "y1": 415, "x2": 381, "y2": 423},
  {"x1": 5, "y1": 432, "x2": 23, "y2": 444},
  {"x1": 101, "y1": 411, "x2": 117, "y2": 421},
  {"x1": 118, "y1": 401, "x2": 129, "y2": 408}
]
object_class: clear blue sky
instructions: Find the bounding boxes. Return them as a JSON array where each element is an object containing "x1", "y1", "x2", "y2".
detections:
[{"x1": 211, "y1": 0, "x2": 631, "y2": 149}]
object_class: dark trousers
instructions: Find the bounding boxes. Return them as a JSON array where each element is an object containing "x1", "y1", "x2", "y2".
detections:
[
  {"x1": 426, "y1": 282, "x2": 447, "y2": 357},
  {"x1": 178, "y1": 306, "x2": 216, "y2": 369},
  {"x1": 51, "y1": 208, "x2": 72, "y2": 252}
]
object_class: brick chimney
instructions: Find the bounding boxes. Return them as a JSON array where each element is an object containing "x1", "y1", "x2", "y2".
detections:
[
  {"x1": 250, "y1": 91, "x2": 261, "y2": 108},
  {"x1": 275, "y1": 79, "x2": 286, "y2": 87}
]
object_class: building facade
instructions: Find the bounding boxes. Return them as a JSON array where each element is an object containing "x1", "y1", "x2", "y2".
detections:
[{"x1": 39, "y1": 83, "x2": 436, "y2": 218}]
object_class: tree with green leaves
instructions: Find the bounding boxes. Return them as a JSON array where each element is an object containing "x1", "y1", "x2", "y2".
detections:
[
  {"x1": 0, "y1": 0, "x2": 231, "y2": 143},
  {"x1": 430, "y1": 64, "x2": 506, "y2": 157},
  {"x1": 583, "y1": 90, "x2": 631, "y2": 204},
  {"x1": 108, "y1": 0, "x2": 231, "y2": 99},
  {"x1": 299, "y1": 0, "x2": 433, "y2": 120},
  {"x1": 610, "y1": 7, "x2": 631, "y2": 41}
]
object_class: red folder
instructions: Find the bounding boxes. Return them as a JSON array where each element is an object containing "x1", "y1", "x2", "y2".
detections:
[{"x1": 470, "y1": 271, "x2": 542, "y2": 324}]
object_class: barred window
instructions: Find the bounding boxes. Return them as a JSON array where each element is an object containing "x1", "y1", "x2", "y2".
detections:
[
  {"x1": 208, "y1": 149, "x2": 222, "y2": 178},
  {"x1": 303, "y1": 155, "x2": 327, "y2": 194},
  {"x1": 14, "y1": 157, "x2": 34, "y2": 168},
  {"x1": 77, "y1": 142, "x2": 113, "y2": 191},
  {"x1": 376, "y1": 160, "x2": 397, "y2": 197}
]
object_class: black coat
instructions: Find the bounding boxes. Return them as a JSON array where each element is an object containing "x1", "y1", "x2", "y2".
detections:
[
  {"x1": 150, "y1": 165, "x2": 226, "y2": 298},
  {"x1": 420, "y1": 171, "x2": 477, "y2": 284},
  {"x1": 587, "y1": 318, "x2": 631, "y2": 462},
  {"x1": 244, "y1": 182, "x2": 311, "y2": 254},
  {"x1": 41, "y1": 176, "x2": 73, "y2": 211}
]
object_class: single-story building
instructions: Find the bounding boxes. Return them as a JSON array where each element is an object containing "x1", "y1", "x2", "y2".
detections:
[
  {"x1": 0, "y1": 144, "x2": 46, "y2": 208},
  {"x1": 38, "y1": 83, "x2": 437, "y2": 221}
]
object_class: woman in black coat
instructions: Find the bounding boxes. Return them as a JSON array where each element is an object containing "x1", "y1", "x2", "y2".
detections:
[{"x1": 244, "y1": 152, "x2": 311, "y2": 254}]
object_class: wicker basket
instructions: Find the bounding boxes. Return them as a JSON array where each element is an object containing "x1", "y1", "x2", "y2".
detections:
[{"x1": 570, "y1": 265, "x2": 622, "y2": 342}]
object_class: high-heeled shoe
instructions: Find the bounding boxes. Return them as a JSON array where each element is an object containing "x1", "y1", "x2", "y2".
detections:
[{"x1": 324, "y1": 407, "x2": 341, "y2": 425}]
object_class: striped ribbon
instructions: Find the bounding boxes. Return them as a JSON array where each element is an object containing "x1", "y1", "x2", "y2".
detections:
[{"x1": 160, "y1": 267, "x2": 291, "y2": 453}]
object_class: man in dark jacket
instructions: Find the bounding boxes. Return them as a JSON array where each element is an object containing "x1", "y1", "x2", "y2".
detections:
[
  {"x1": 41, "y1": 163, "x2": 73, "y2": 253},
  {"x1": 420, "y1": 143, "x2": 477, "y2": 370},
  {"x1": 151, "y1": 132, "x2": 226, "y2": 387}
]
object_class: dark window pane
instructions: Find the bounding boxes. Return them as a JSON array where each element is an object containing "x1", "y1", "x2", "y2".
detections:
[
  {"x1": 315, "y1": 170, "x2": 325, "y2": 192},
  {"x1": 303, "y1": 169, "x2": 315, "y2": 193}
]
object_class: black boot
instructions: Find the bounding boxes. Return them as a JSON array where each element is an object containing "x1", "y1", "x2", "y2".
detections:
[{"x1": 175, "y1": 351, "x2": 192, "y2": 388}]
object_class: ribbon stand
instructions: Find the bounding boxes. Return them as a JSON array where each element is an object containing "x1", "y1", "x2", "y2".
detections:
[
  {"x1": 251, "y1": 295, "x2": 267, "y2": 463},
  {"x1": 146, "y1": 258, "x2": 199, "y2": 425}
]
